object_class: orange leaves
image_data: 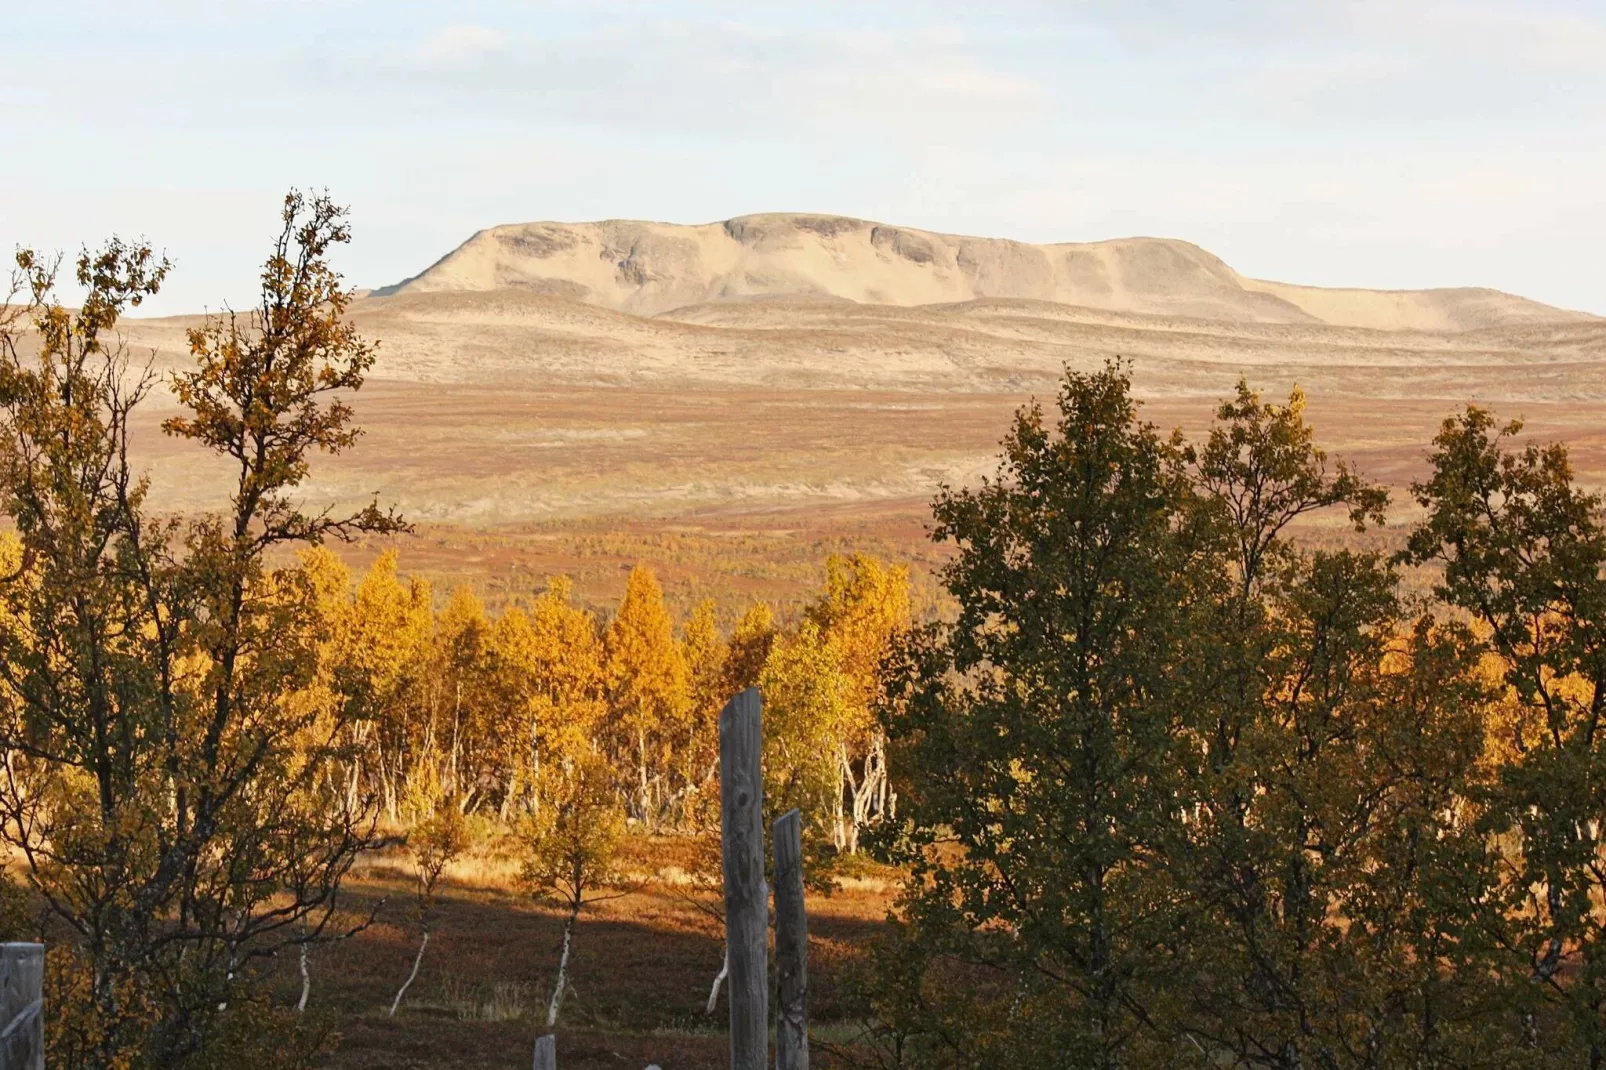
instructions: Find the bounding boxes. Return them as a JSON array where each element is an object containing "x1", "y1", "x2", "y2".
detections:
[
  {"x1": 602, "y1": 565, "x2": 691, "y2": 820},
  {"x1": 164, "y1": 190, "x2": 401, "y2": 548}
]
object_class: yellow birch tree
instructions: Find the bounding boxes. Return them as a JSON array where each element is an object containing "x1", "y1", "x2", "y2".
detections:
[
  {"x1": 805, "y1": 554, "x2": 910, "y2": 850},
  {"x1": 603, "y1": 566, "x2": 690, "y2": 824}
]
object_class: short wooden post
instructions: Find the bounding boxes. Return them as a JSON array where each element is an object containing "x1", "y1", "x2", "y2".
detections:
[
  {"x1": 773, "y1": 809, "x2": 809, "y2": 1070},
  {"x1": 720, "y1": 689, "x2": 767, "y2": 1070},
  {"x1": 0, "y1": 943, "x2": 43, "y2": 1070},
  {"x1": 532, "y1": 1032, "x2": 556, "y2": 1070}
]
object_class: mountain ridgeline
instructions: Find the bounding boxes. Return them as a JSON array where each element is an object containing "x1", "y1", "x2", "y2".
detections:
[{"x1": 377, "y1": 212, "x2": 1590, "y2": 330}]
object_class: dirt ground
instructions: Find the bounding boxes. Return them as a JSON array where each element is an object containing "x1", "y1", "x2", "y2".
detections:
[{"x1": 289, "y1": 844, "x2": 893, "y2": 1070}]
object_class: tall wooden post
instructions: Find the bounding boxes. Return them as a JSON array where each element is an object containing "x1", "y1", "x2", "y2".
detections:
[
  {"x1": 773, "y1": 809, "x2": 809, "y2": 1070},
  {"x1": 720, "y1": 689, "x2": 767, "y2": 1070},
  {"x1": 531, "y1": 1033, "x2": 556, "y2": 1070},
  {"x1": 0, "y1": 943, "x2": 43, "y2": 1070}
]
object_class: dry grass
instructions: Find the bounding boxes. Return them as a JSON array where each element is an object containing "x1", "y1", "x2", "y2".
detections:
[
  {"x1": 107, "y1": 285, "x2": 1606, "y2": 624},
  {"x1": 245, "y1": 388, "x2": 1563, "y2": 622},
  {"x1": 94, "y1": 279, "x2": 1606, "y2": 1067},
  {"x1": 116, "y1": 290, "x2": 1606, "y2": 549},
  {"x1": 284, "y1": 839, "x2": 895, "y2": 1070}
]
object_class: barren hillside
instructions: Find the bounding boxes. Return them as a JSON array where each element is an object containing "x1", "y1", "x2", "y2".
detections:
[
  {"x1": 100, "y1": 215, "x2": 1606, "y2": 605},
  {"x1": 115, "y1": 291, "x2": 1606, "y2": 530},
  {"x1": 377, "y1": 213, "x2": 1591, "y2": 330}
]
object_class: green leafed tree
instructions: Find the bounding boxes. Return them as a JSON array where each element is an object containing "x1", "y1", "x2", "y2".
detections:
[
  {"x1": 1405, "y1": 407, "x2": 1606, "y2": 1064},
  {"x1": 1164, "y1": 383, "x2": 1517, "y2": 1066},
  {"x1": 867, "y1": 366, "x2": 1527, "y2": 1069},
  {"x1": 873, "y1": 362, "x2": 1217, "y2": 1069}
]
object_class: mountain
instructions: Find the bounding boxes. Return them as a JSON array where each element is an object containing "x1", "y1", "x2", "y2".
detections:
[
  {"x1": 375, "y1": 213, "x2": 1591, "y2": 331},
  {"x1": 114, "y1": 213, "x2": 1606, "y2": 548}
]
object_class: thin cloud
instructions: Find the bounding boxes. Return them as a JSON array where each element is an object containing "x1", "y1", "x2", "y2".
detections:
[
  {"x1": 414, "y1": 24, "x2": 509, "y2": 68},
  {"x1": 347, "y1": 18, "x2": 1043, "y2": 139},
  {"x1": 2, "y1": 0, "x2": 1600, "y2": 314},
  {"x1": 1058, "y1": 0, "x2": 1606, "y2": 128}
]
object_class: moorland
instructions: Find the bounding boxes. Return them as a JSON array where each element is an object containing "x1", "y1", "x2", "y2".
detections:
[{"x1": 9, "y1": 207, "x2": 1606, "y2": 1069}]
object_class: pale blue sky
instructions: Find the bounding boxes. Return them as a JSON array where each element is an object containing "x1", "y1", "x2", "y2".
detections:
[{"x1": 4, "y1": 0, "x2": 1603, "y2": 314}]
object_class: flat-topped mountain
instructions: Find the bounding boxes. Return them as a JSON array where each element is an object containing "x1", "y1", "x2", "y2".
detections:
[
  {"x1": 377, "y1": 213, "x2": 1590, "y2": 331},
  {"x1": 114, "y1": 212, "x2": 1606, "y2": 540}
]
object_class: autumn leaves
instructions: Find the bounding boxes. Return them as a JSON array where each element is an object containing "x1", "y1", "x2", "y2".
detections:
[
  {"x1": 862, "y1": 364, "x2": 1606, "y2": 1069},
  {"x1": 307, "y1": 552, "x2": 906, "y2": 850}
]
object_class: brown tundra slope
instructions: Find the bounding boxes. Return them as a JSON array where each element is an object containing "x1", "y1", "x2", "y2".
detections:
[{"x1": 113, "y1": 214, "x2": 1604, "y2": 610}]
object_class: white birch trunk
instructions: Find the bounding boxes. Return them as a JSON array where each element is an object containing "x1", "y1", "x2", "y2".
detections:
[
  {"x1": 837, "y1": 732, "x2": 890, "y2": 855},
  {"x1": 347, "y1": 755, "x2": 363, "y2": 815},
  {"x1": 705, "y1": 951, "x2": 729, "y2": 1015},
  {"x1": 297, "y1": 940, "x2": 311, "y2": 1013},
  {"x1": 546, "y1": 905, "x2": 579, "y2": 1027},
  {"x1": 450, "y1": 681, "x2": 462, "y2": 792},
  {"x1": 389, "y1": 931, "x2": 429, "y2": 1017}
]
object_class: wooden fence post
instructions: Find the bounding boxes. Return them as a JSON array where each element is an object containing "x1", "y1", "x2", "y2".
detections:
[
  {"x1": 773, "y1": 809, "x2": 809, "y2": 1070},
  {"x1": 720, "y1": 689, "x2": 767, "y2": 1070},
  {"x1": 0, "y1": 943, "x2": 43, "y2": 1070},
  {"x1": 532, "y1": 1032, "x2": 556, "y2": 1070}
]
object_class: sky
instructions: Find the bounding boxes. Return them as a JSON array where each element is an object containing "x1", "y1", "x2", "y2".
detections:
[{"x1": 3, "y1": 0, "x2": 1603, "y2": 315}]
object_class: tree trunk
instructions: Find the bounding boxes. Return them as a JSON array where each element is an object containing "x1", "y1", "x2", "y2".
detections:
[
  {"x1": 705, "y1": 951, "x2": 728, "y2": 1015},
  {"x1": 297, "y1": 939, "x2": 311, "y2": 1013},
  {"x1": 347, "y1": 755, "x2": 363, "y2": 815},
  {"x1": 451, "y1": 681, "x2": 462, "y2": 793},
  {"x1": 389, "y1": 930, "x2": 429, "y2": 1017},
  {"x1": 841, "y1": 742, "x2": 854, "y2": 848},
  {"x1": 499, "y1": 752, "x2": 521, "y2": 822},
  {"x1": 637, "y1": 726, "x2": 652, "y2": 825},
  {"x1": 547, "y1": 901, "x2": 580, "y2": 1027},
  {"x1": 837, "y1": 733, "x2": 888, "y2": 855}
]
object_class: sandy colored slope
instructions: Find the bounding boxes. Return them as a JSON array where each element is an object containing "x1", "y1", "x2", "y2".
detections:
[
  {"x1": 82, "y1": 216, "x2": 1606, "y2": 606},
  {"x1": 119, "y1": 292, "x2": 1606, "y2": 397},
  {"x1": 1236, "y1": 277, "x2": 1583, "y2": 332},
  {"x1": 347, "y1": 291, "x2": 1606, "y2": 400},
  {"x1": 110, "y1": 290, "x2": 1606, "y2": 534},
  {"x1": 377, "y1": 213, "x2": 1592, "y2": 331}
]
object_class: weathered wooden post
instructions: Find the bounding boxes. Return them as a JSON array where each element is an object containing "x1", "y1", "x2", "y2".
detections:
[
  {"x1": 532, "y1": 1032, "x2": 556, "y2": 1070},
  {"x1": 720, "y1": 689, "x2": 767, "y2": 1070},
  {"x1": 773, "y1": 808, "x2": 809, "y2": 1070},
  {"x1": 0, "y1": 943, "x2": 43, "y2": 1070}
]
